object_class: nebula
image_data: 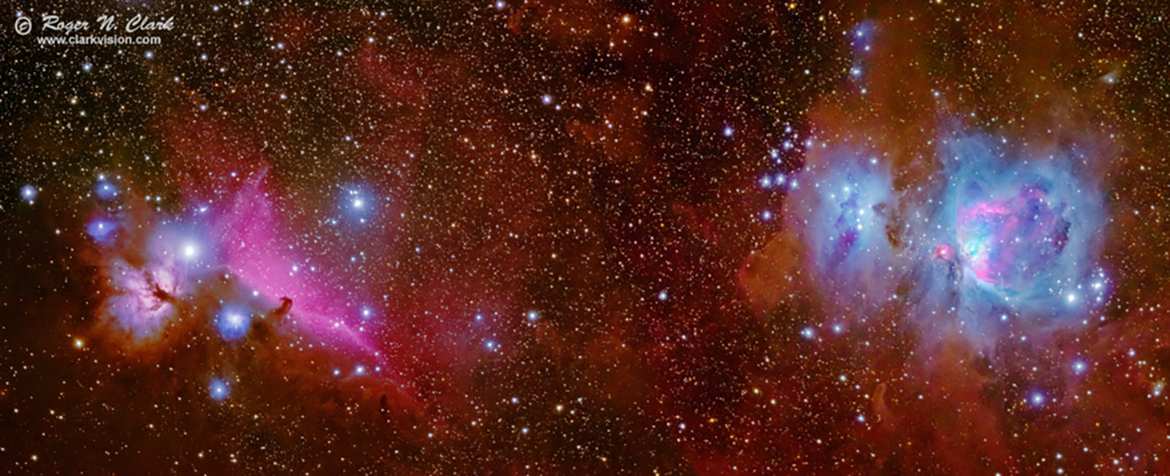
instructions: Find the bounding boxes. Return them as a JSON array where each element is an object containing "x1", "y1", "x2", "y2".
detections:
[
  {"x1": 6, "y1": 1, "x2": 1167, "y2": 473},
  {"x1": 99, "y1": 256, "x2": 183, "y2": 342},
  {"x1": 211, "y1": 169, "x2": 381, "y2": 355},
  {"x1": 85, "y1": 217, "x2": 118, "y2": 244},
  {"x1": 80, "y1": 166, "x2": 385, "y2": 363},
  {"x1": 784, "y1": 144, "x2": 899, "y2": 315},
  {"x1": 956, "y1": 187, "x2": 1071, "y2": 288},
  {"x1": 916, "y1": 132, "x2": 1110, "y2": 336},
  {"x1": 787, "y1": 129, "x2": 1110, "y2": 344}
]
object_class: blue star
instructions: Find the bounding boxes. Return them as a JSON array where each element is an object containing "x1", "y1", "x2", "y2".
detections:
[
  {"x1": 209, "y1": 379, "x2": 230, "y2": 401},
  {"x1": 215, "y1": 306, "x2": 251, "y2": 341},
  {"x1": 800, "y1": 327, "x2": 815, "y2": 340},
  {"x1": 20, "y1": 185, "x2": 36, "y2": 203}
]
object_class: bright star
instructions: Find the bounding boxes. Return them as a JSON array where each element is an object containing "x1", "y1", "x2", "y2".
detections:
[
  {"x1": 182, "y1": 242, "x2": 198, "y2": 260},
  {"x1": 1029, "y1": 392, "x2": 1046, "y2": 407},
  {"x1": 209, "y1": 379, "x2": 230, "y2": 401},
  {"x1": 215, "y1": 306, "x2": 251, "y2": 341},
  {"x1": 20, "y1": 185, "x2": 36, "y2": 203},
  {"x1": 800, "y1": 327, "x2": 815, "y2": 340}
]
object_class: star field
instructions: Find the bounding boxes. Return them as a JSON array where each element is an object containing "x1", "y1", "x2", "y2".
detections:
[{"x1": 2, "y1": 0, "x2": 1170, "y2": 474}]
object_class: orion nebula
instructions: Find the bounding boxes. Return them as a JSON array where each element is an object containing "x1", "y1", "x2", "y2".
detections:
[
  {"x1": 928, "y1": 133, "x2": 1110, "y2": 331},
  {"x1": 784, "y1": 126, "x2": 1111, "y2": 350},
  {"x1": 3, "y1": 0, "x2": 1170, "y2": 474}
]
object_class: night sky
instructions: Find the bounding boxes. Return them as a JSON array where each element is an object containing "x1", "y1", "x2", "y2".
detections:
[{"x1": 2, "y1": 0, "x2": 1170, "y2": 473}]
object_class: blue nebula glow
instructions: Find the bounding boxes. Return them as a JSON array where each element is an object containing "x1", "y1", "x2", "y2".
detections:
[
  {"x1": 86, "y1": 219, "x2": 118, "y2": 244},
  {"x1": 851, "y1": 20, "x2": 875, "y2": 54},
  {"x1": 95, "y1": 179, "x2": 119, "y2": 200},
  {"x1": 785, "y1": 127, "x2": 1109, "y2": 344},
  {"x1": 918, "y1": 132, "x2": 1108, "y2": 330},
  {"x1": 215, "y1": 306, "x2": 251, "y2": 341},
  {"x1": 20, "y1": 185, "x2": 37, "y2": 203},
  {"x1": 342, "y1": 187, "x2": 375, "y2": 224},
  {"x1": 180, "y1": 241, "x2": 200, "y2": 261},
  {"x1": 787, "y1": 145, "x2": 896, "y2": 307},
  {"x1": 209, "y1": 379, "x2": 230, "y2": 401},
  {"x1": 956, "y1": 185, "x2": 1070, "y2": 287}
]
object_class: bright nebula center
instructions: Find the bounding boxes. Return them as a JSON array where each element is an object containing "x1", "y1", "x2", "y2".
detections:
[
  {"x1": 788, "y1": 131, "x2": 1108, "y2": 338},
  {"x1": 956, "y1": 185, "x2": 1071, "y2": 289}
]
